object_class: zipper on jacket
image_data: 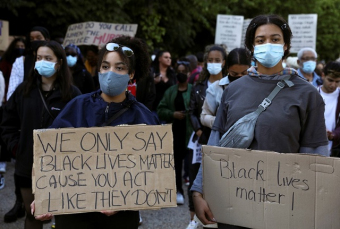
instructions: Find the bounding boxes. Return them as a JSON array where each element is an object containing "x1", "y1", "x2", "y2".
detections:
[{"x1": 105, "y1": 103, "x2": 109, "y2": 121}]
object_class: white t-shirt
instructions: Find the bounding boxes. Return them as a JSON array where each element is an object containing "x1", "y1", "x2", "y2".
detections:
[{"x1": 319, "y1": 87, "x2": 339, "y2": 152}]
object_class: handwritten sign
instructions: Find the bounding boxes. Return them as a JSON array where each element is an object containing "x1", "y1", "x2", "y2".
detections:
[
  {"x1": 288, "y1": 14, "x2": 318, "y2": 53},
  {"x1": 203, "y1": 146, "x2": 340, "y2": 229},
  {"x1": 240, "y1": 19, "x2": 252, "y2": 48},
  {"x1": 62, "y1": 21, "x2": 138, "y2": 47},
  {"x1": 0, "y1": 20, "x2": 9, "y2": 51},
  {"x1": 215, "y1": 15, "x2": 244, "y2": 52},
  {"x1": 32, "y1": 125, "x2": 176, "y2": 215}
]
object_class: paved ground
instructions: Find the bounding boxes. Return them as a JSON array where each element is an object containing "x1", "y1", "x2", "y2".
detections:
[{"x1": 0, "y1": 161, "x2": 203, "y2": 229}]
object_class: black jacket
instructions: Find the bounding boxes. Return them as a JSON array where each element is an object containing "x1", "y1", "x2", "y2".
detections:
[
  {"x1": 72, "y1": 64, "x2": 95, "y2": 94},
  {"x1": 189, "y1": 79, "x2": 208, "y2": 132},
  {"x1": 1, "y1": 83, "x2": 81, "y2": 178}
]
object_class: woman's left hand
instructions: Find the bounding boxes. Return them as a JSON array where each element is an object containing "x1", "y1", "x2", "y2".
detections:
[{"x1": 100, "y1": 210, "x2": 118, "y2": 216}]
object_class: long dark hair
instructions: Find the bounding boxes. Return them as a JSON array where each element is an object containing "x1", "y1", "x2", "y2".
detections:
[
  {"x1": 197, "y1": 45, "x2": 228, "y2": 82},
  {"x1": 150, "y1": 50, "x2": 174, "y2": 78},
  {"x1": 226, "y1": 48, "x2": 251, "y2": 68},
  {"x1": 23, "y1": 40, "x2": 74, "y2": 101},
  {"x1": 1, "y1": 37, "x2": 26, "y2": 64},
  {"x1": 245, "y1": 14, "x2": 292, "y2": 59}
]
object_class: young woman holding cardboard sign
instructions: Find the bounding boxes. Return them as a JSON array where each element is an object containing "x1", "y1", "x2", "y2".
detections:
[
  {"x1": 191, "y1": 14, "x2": 328, "y2": 229},
  {"x1": 31, "y1": 36, "x2": 159, "y2": 228},
  {"x1": 1, "y1": 40, "x2": 81, "y2": 229}
]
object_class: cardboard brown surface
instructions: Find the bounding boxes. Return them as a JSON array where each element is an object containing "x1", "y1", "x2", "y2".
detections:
[
  {"x1": 33, "y1": 125, "x2": 176, "y2": 215},
  {"x1": 202, "y1": 146, "x2": 340, "y2": 229}
]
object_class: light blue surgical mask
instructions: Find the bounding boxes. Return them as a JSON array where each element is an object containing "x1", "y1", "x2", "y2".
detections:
[
  {"x1": 302, "y1": 61, "x2": 316, "y2": 74},
  {"x1": 254, "y1": 43, "x2": 284, "y2": 68},
  {"x1": 207, "y1": 63, "x2": 222, "y2": 75},
  {"x1": 99, "y1": 71, "x2": 130, "y2": 96},
  {"x1": 35, "y1": 60, "x2": 57, "y2": 77},
  {"x1": 66, "y1": 55, "x2": 77, "y2": 67}
]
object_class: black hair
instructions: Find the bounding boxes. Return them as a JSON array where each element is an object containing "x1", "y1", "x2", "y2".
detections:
[
  {"x1": 151, "y1": 50, "x2": 170, "y2": 73},
  {"x1": 323, "y1": 61, "x2": 340, "y2": 78},
  {"x1": 197, "y1": 45, "x2": 228, "y2": 82},
  {"x1": 176, "y1": 57, "x2": 191, "y2": 73},
  {"x1": 97, "y1": 36, "x2": 150, "y2": 82},
  {"x1": 245, "y1": 14, "x2": 292, "y2": 59},
  {"x1": 226, "y1": 48, "x2": 251, "y2": 68},
  {"x1": 196, "y1": 52, "x2": 204, "y2": 62},
  {"x1": 23, "y1": 40, "x2": 74, "y2": 101},
  {"x1": 0, "y1": 37, "x2": 26, "y2": 64}
]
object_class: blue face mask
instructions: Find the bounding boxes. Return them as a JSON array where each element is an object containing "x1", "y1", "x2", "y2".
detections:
[
  {"x1": 99, "y1": 71, "x2": 130, "y2": 96},
  {"x1": 254, "y1": 43, "x2": 284, "y2": 68},
  {"x1": 35, "y1": 60, "x2": 57, "y2": 77},
  {"x1": 207, "y1": 63, "x2": 222, "y2": 75},
  {"x1": 66, "y1": 55, "x2": 77, "y2": 67},
  {"x1": 302, "y1": 61, "x2": 316, "y2": 74}
]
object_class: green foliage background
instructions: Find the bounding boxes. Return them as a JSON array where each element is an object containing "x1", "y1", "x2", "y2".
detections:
[{"x1": 1, "y1": 0, "x2": 339, "y2": 61}]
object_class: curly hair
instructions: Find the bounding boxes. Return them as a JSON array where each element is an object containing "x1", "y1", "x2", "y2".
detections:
[{"x1": 97, "y1": 36, "x2": 150, "y2": 82}]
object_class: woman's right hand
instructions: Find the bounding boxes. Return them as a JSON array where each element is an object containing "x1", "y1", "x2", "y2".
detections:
[
  {"x1": 192, "y1": 192, "x2": 216, "y2": 225},
  {"x1": 30, "y1": 200, "x2": 53, "y2": 221},
  {"x1": 173, "y1": 111, "x2": 186, "y2": 120}
]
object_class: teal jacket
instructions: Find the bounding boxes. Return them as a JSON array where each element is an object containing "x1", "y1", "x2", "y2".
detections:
[{"x1": 157, "y1": 84, "x2": 193, "y2": 146}]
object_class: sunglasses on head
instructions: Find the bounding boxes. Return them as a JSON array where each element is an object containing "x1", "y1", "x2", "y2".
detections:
[
  {"x1": 106, "y1": 43, "x2": 134, "y2": 57},
  {"x1": 177, "y1": 61, "x2": 190, "y2": 66}
]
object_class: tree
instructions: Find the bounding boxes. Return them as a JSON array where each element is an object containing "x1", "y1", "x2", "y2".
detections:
[{"x1": 1, "y1": 0, "x2": 339, "y2": 60}]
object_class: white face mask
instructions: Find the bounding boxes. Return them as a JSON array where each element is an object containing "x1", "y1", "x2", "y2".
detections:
[{"x1": 207, "y1": 63, "x2": 222, "y2": 75}]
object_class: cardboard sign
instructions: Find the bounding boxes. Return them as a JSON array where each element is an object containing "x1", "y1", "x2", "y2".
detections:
[
  {"x1": 203, "y1": 146, "x2": 340, "y2": 229},
  {"x1": 215, "y1": 15, "x2": 244, "y2": 52},
  {"x1": 33, "y1": 125, "x2": 176, "y2": 215},
  {"x1": 0, "y1": 20, "x2": 9, "y2": 51},
  {"x1": 63, "y1": 21, "x2": 138, "y2": 47},
  {"x1": 288, "y1": 14, "x2": 318, "y2": 53}
]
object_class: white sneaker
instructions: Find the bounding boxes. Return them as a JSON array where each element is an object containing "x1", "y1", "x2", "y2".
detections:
[
  {"x1": 138, "y1": 213, "x2": 142, "y2": 226},
  {"x1": 186, "y1": 220, "x2": 199, "y2": 229},
  {"x1": 176, "y1": 192, "x2": 184, "y2": 205},
  {"x1": 0, "y1": 162, "x2": 6, "y2": 173}
]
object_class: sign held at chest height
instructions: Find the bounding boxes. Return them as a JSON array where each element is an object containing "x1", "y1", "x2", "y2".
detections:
[
  {"x1": 203, "y1": 146, "x2": 340, "y2": 229},
  {"x1": 33, "y1": 125, "x2": 176, "y2": 215}
]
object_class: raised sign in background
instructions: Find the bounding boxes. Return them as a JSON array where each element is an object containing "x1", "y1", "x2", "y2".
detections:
[
  {"x1": 203, "y1": 146, "x2": 340, "y2": 229},
  {"x1": 288, "y1": 14, "x2": 318, "y2": 53},
  {"x1": 62, "y1": 21, "x2": 138, "y2": 47},
  {"x1": 33, "y1": 125, "x2": 176, "y2": 215},
  {"x1": 215, "y1": 15, "x2": 244, "y2": 52}
]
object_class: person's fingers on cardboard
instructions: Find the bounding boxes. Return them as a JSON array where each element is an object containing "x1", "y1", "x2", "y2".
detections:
[
  {"x1": 35, "y1": 214, "x2": 53, "y2": 221},
  {"x1": 100, "y1": 210, "x2": 118, "y2": 216},
  {"x1": 30, "y1": 200, "x2": 35, "y2": 215}
]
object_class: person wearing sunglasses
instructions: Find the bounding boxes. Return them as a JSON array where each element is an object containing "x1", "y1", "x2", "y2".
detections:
[
  {"x1": 64, "y1": 44, "x2": 95, "y2": 94},
  {"x1": 30, "y1": 36, "x2": 159, "y2": 228}
]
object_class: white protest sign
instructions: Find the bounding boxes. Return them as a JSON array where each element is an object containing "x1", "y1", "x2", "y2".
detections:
[
  {"x1": 63, "y1": 21, "x2": 138, "y2": 47},
  {"x1": 0, "y1": 20, "x2": 9, "y2": 51},
  {"x1": 240, "y1": 19, "x2": 252, "y2": 48},
  {"x1": 187, "y1": 132, "x2": 202, "y2": 164},
  {"x1": 215, "y1": 15, "x2": 244, "y2": 52},
  {"x1": 288, "y1": 14, "x2": 318, "y2": 53}
]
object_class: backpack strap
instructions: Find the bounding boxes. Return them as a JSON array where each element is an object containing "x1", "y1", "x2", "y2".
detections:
[
  {"x1": 255, "y1": 75, "x2": 294, "y2": 115},
  {"x1": 38, "y1": 89, "x2": 55, "y2": 119}
]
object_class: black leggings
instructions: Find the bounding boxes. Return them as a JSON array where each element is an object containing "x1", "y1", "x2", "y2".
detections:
[{"x1": 55, "y1": 211, "x2": 139, "y2": 229}]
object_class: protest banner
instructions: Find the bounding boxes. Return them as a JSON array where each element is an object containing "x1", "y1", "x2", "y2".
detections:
[
  {"x1": 203, "y1": 146, "x2": 340, "y2": 229},
  {"x1": 63, "y1": 21, "x2": 138, "y2": 47},
  {"x1": 240, "y1": 19, "x2": 252, "y2": 48},
  {"x1": 215, "y1": 15, "x2": 244, "y2": 52},
  {"x1": 32, "y1": 125, "x2": 176, "y2": 215},
  {"x1": 0, "y1": 20, "x2": 9, "y2": 51},
  {"x1": 288, "y1": 14, "x2": 318, "y2": 53}
]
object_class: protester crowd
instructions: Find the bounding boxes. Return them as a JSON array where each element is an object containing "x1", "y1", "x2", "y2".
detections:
[{"x1": 0, "y1": 13, "x2": 339, "y2": 229}]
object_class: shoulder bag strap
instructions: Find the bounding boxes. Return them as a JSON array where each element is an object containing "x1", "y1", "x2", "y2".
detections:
[
  {"x1": 101, "y1": 100, "x2": 136, "y2": 127},
  {"x1": 255, "y1": 75, "x2": 294, "y2": 115},
  {"x1": 38, "y1": 89, "x2": 55, "y2": 119}
]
